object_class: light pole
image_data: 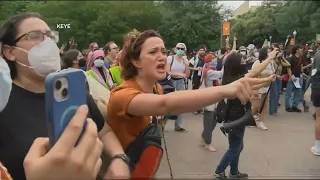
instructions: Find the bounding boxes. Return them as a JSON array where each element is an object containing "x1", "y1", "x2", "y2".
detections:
[
  {"x1": 293, "y1": 30, "x2": 297, "y2": 45},
  {"x1": 220, "y1": 20, "x2": 223, "y2": 48},
  {"x1": 269, "y1": 35, "x2": 272, "y2": 47}
]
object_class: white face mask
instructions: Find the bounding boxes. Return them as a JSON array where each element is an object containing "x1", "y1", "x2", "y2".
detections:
[
  {"x1": 94, "y1": 59, "x2": 104, "y2": 68},
  {"x1": 255, "y1": 52, "x2": 259, "y2": 58},
  {"x1": 15, "y1": 38, "x2": 61, "y2": 76},
  {"x1": 0, "y1": 57, "x2": 12, "y2": 112}
]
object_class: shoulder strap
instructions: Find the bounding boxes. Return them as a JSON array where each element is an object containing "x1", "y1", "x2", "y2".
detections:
[
  {"x1": 292, "y1": 56, "x2": 302, "y2": 72},
  {"x1": 152, "y1": 84, "x2": 160, "y2": 125},
  {"x1": 109, "y1": 71, "x2": 114, "y2": 83},
  {"x1": 170, "y1": 55, "x2": 174, "y2": 70}
]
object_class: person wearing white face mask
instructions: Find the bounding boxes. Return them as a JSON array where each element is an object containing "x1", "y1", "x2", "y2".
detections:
[
  {"x1": 0, "y1": 55, "x2": 103, "y2": 180},
  {"x1": 87, "y1": 49, "x2": 117, "y2": 91},
  {"x1": 0, "y1": 12, "x2": 130, "y2": 180}
]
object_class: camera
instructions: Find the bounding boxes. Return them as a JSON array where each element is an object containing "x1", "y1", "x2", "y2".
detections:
[{"x1": 55, "y1": 80, "x2": 68, "y2": 97}]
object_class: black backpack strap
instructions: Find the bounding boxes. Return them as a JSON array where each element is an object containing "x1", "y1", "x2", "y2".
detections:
[
  {"x1": 170, "y1": 55, "x2": 174, "y2": 70},
  {"x1": 152, "y1": 84, "x2": 160, "y2": 125},
  {"x1": 109, "y1": 71, "x2": 115, "y2": 83}
]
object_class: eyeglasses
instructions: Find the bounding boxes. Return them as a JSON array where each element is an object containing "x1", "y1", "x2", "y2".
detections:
[
  {"x1": 13, "y1": 30, "x2": 58, "y2": 44},
  {"x1": 176, "y1": 47, "x2": 185, "y2": 50}
]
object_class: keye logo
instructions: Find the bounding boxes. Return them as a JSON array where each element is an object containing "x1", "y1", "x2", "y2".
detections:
[{"x1": 56, "y1": 24, "x2": 71, "y2": 29}]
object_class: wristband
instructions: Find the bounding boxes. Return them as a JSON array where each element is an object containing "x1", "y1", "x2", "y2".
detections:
[{"x1": 111, "y1": 154, "x2": 130, "y2": 165}]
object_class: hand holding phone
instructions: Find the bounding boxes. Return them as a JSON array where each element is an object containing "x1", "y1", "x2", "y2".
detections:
[{"x1": 24, "y1": 105, "x2": 103, "y2": 180}]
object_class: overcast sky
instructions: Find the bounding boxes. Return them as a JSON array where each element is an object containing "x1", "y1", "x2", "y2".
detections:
[{"x1": 218, "y1": 1, "x2": 263, "y2": 10}]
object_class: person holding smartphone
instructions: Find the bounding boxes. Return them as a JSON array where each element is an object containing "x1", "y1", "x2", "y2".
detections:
[
  {"x1": 0, "y1": 12, "x2": 130, "y2": 180},
  {"x1": 0, "y1": 56, "x2": 103, "y2": 180}
]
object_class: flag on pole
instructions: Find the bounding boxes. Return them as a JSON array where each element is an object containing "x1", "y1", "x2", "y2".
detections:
[{"x1": 222, "y1": 22, "x2": 230, "y2": 36}]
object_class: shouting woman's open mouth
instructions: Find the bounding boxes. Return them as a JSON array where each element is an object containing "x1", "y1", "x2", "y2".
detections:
[{"x1": 156, "y1": 64, "x2": 166, "y2": 72}]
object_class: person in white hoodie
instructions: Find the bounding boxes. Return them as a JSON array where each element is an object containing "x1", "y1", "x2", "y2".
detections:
[{"x1": 200, "y1": 54, "x2": 224, "y2": 152}]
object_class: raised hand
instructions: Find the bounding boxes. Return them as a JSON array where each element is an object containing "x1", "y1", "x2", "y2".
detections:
[{"x1": 268, "y1": 48, "x2": 279, "y2": 59}]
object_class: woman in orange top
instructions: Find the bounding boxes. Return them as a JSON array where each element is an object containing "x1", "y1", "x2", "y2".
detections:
[{"x1": 107, "y1": 29, "x2": 273, "y2": 177}]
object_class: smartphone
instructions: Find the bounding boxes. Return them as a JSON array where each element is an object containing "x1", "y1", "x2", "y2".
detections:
[{"x1": 45, "y1": 68, "x2": 87, "y2": 147}]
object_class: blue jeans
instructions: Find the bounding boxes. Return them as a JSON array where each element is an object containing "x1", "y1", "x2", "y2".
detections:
[
  {"x1": 215, "y1": 127, "x2": 245, "y2": 175},
  {"x1": 285, "y1": 79, "x2": 302, "y2": 109},
  {"x1": 172, "y1": 79, "x2": 186, "y2": 129},
  {"x1": 269, "y1": 78, "x2": 281, "y2": 114}
]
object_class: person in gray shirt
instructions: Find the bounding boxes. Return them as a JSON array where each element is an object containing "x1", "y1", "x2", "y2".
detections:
[{"x1": 200, "y1": 53, "x2": 224, "y2": 152}]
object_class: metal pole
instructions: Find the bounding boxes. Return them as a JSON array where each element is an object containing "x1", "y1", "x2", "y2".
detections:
[{"x1": 220, "y1": 21, "x2": 223, "y2": 48}]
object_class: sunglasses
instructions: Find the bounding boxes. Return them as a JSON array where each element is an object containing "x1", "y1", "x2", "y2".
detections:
[{"x1": 176, "y1": 47, "x2": 185, "y2": 50}]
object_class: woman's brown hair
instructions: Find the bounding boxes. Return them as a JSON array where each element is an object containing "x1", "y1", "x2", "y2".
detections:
[
  {"x1": 120, "y1": 29, "x2": 162, "y2": 80},
  {"x1": 88, "y1": 42, "x2": 97, "y2": 51}
]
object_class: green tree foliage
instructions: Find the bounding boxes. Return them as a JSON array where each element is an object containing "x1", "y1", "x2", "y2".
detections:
[
  {"x1": 0, "y1": 1, "x2": 225, "y2": 51},
  {"x1": 1, "y1": 1, "x2": 318, "y2": 51},
  {"x1": 231, "y1": 0, "x2": 320, "y2": 47}
]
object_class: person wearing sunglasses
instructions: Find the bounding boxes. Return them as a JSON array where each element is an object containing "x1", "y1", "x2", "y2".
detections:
[{"x1": 166, "y1": 43, "x2": 190, "y2": 132}]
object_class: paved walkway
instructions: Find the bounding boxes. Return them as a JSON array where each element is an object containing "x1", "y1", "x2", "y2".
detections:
[{"x1": 156, "y1": 89, "x2": 320, "y2": 179}]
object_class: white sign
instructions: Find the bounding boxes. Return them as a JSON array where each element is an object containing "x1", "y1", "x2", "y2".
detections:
[
  {"x1": 56, "y1": 24, "x2": 71, "y2": 29},
  {"x1": 316, "y1": 34, "x2": 320, "y2": 41}
]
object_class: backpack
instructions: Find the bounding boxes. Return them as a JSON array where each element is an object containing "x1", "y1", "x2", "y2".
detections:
[
  {"x1": 127, "y1": 85, "x2": 164, "y2": 178},
  {"x1": 157, "y1": 72, "x2": 177, "y2": 120},
  {"x1": 157, "y1": 72, "x2": 175, "y2": 94},
  {"x1": 214, "y1": 99, "x2": 228, "y2": 123}
]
